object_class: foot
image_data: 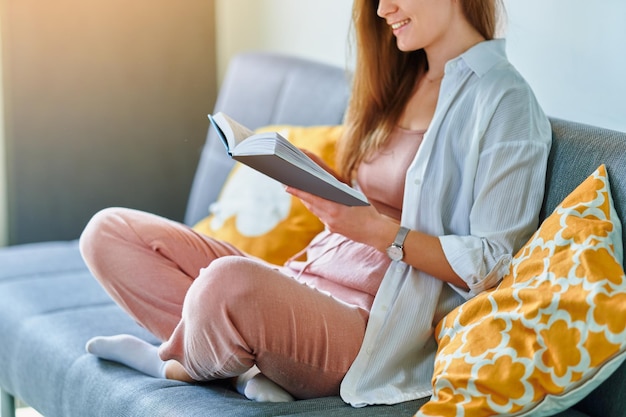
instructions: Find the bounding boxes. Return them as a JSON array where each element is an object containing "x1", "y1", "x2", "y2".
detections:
[
  {"x1": 234, "y1": 366, "x2": 295, "y2": 402},
  {"x1": 85, "y1": 334, "x2": 168, "y2": 378}
]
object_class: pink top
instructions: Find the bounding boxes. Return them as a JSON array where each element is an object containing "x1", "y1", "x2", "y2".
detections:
[{"x1": 282, "y1": 127, "x2": 425, "y2": 311}]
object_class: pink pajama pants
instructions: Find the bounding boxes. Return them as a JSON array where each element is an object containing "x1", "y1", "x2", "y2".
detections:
[{"x1": 79, "y1": 207, "x2": 368, "y2": 399}]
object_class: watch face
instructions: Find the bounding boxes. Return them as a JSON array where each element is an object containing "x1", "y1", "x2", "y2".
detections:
[{"x1": 386, "y1": 245, "x2": 403, "y2": 261}]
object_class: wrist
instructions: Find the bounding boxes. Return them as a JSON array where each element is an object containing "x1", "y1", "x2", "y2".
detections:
[
  {"x1": 370, "y1": 217, "x2": 404, "y2": 253},
  {"x1": 386, "y1": 225, "x2": 410, "y2": 261}
]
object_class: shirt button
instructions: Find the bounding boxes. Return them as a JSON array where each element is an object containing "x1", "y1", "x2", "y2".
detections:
[{"x1": 414, "y1": 178, "x2": 422, "y2": 185}]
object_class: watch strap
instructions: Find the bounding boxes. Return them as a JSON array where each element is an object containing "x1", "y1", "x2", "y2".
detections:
[{"x1": 393, "y1": 226, "x2": 410, "y2": 248}]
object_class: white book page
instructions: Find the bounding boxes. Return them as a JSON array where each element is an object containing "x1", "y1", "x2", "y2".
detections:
[{"x1": 213, "y1": 112, "x2": 254, "y2": 149}]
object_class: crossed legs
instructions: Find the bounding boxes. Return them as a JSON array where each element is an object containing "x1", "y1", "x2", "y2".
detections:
[{"x1": 80, "y1": 207, "x2": 367, "y2": 400}]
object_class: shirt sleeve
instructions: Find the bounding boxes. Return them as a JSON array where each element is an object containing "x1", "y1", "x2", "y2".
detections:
[{"x1": 439, "y1": 84, "x2": 552, "y2": 298}]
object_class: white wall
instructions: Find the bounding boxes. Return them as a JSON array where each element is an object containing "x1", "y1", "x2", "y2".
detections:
[
  {"x1": 215, "y1": 0, "x2": 354, "y2": 82},
  {"x1": 215, "y1": 0, "x2": 625, "y2": 133},
  {"x1": 503, "y1": 0, "x2": 626, "y2": 132}
]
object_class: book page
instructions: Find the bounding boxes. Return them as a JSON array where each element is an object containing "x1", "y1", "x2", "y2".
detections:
[
  {"x1": 210, "y1": 112, "x2": 254, "y2": 150},
  {"x1": 234, "y1": 132, "x2": 330, "y2": 177}
]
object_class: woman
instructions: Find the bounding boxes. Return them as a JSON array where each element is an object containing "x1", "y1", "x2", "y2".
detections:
[{"x1": 80, "y1": 0, "x2": 551, "y2": 406}]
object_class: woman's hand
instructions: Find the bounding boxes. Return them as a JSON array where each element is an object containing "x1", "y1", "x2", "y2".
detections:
[{"x1": 285, "y1": 186, "x2": 396, "y2": 250}]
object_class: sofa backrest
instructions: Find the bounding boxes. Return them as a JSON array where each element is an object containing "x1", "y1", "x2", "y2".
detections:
[
  {"x1": 541, "y1": 118, "x2": 626, "y2": 256},
  {"x1": 184, "y1": 52, "x2": 351, "y2": 226}
]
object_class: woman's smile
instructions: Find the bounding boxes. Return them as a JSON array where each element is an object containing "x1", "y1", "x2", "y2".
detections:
[{"x1": 391, "y1": 18, "x2": 410, "y2": 32}]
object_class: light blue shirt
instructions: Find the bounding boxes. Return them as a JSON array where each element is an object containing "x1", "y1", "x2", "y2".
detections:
[{"x1": 341, "y1": 39, "x2": 552, "y2": 406}]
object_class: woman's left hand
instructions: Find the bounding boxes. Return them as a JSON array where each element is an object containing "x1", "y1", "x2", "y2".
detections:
[{"x1": 285, "y1": 186, "x2": 393, "y2": 249}]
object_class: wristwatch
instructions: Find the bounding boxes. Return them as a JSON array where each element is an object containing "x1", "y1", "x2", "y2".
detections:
[{"x1": 386, "y1": 226, "x2": 410, "y2": 261}]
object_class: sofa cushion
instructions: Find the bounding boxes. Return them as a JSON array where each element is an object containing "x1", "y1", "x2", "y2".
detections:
[
  {"x1": 543, "y1": 119, "x2": 626, "y2": 259},
  {"x1": 192, "y1": 124, "x2": 343, "y2": 264},
  {"x1": 417, "y1": 165, "x2": 626, "y2": 417}
]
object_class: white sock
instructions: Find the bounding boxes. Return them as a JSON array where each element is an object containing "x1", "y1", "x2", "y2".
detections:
[
  {"x1": 234, "y1": 366, "x2": 295, "y2": 402},
  {"x1": 85, "y1": 334, "x2": 168, "y2": 378}
]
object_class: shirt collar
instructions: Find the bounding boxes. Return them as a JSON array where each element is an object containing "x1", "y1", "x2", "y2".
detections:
[{"x1": 445, "y1": 38, "x2": 507, "y2": 78}]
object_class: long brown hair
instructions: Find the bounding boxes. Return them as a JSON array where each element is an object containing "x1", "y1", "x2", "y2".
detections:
[{"x1": 336, "y1": 0, "x2": 501, "y2": 181}]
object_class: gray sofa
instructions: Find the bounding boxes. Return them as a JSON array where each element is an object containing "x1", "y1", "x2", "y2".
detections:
[{"x1": 1, "y1": 52, "x2": 625, "y2": 417}]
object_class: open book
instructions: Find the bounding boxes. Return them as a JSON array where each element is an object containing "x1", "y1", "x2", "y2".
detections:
[{"x1": 208, "y1": 112, "x2": 369, "y2": 206}]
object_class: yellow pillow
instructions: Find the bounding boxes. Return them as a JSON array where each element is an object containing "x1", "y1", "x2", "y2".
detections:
[
  {"x1": 417, "y1": 165, "x2": 626, "y2": 417},
  {"x1": 193, "y1": 125, "x2": 343, "y2": 265}
]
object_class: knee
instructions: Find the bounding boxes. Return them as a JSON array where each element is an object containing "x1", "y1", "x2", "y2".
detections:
[
  {"x1": 185, "y1": 257, "x2": 265, "y2": 315},
  {"x1": 79, "y1": 207, "x2": 131, "y2": 263},
  {"x1": 194, "y1": 256, "x2": 262, "y2": 297}
]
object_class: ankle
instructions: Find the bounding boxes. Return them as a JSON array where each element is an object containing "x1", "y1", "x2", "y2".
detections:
[{"x1": 164, "y1": 360, "x2": 195, "y2": 382}]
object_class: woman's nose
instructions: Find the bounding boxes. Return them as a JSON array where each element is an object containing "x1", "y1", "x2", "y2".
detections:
[{"x1": 377, "y1": 0, "x2": 396, "y2": 18}]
